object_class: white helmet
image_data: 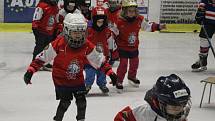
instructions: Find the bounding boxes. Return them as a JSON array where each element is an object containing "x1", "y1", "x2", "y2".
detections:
[
  {"x1": 122, "y1": 0, "x2": 137, "y2": 8},
  {"x1": 63, "y1": 13, "x2": 87, "y2": 48}
]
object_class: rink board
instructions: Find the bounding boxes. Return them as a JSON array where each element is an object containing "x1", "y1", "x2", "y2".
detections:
[{"x1": 0, "y1": 23, "x2": 200, "y2": 33}]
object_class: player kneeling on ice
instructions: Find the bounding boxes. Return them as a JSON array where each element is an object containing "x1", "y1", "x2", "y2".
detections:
[
  {"x1": 114, "y1": 74, "x2": 191, "y2": 121},
  {"x1": 111, "y1": 0, "x2": 166, "y2": 93},
  {"x1": 23, "y1": 13, "x2": 117, "y2": 121}
]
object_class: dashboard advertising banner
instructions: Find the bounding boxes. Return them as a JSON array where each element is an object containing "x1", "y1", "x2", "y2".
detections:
[
  {"x1": 4, "y1": 0, "x2": 39, "y2": 22},
  {"x1": 160, "y1": 0, "x2": 198, "y2": 24},
  {"x1": 137, "y1": 0, "x2": 148, "y2": 19}
]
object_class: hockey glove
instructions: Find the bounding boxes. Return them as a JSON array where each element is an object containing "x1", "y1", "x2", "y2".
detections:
[
  {"x1": 24, "y1": 71, "x2": 33, "y2": 85},
  {"x1": 24, "y1": 66, "x2": 36, "y2": 85},
  {"x1": 195, "y1": 8, "x2": 205, "y2": 25}
]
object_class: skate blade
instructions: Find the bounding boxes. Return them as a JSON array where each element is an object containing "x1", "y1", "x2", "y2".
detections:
[
  {"x1": 102, "y1": 92, "x2": 109, "y2": 96},
  {"x1": 128, "y1": 80, "x2": 140, "y2": 88},
  {"x1": 116, "y1": 88, "x2": 123, "y2": 93},
  {"x1": 192, "y1": 67, "x2": 207, "y2": 72}
]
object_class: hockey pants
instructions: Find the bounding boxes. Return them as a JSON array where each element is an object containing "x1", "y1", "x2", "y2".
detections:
[
  {"x1": 55, "y1": 93, "x2": 86, "y2": 121},
  {"x1": 85, "y1": 65, "x2": 107, "y2": 87},
  {"x1": 32, "y1": 30, "x2": 55, "y2": 60},
  {"x1": 117, "y1": 57, "x2": 139, "y2": 83}
]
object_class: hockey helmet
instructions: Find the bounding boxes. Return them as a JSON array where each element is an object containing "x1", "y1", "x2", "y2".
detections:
[
  {"x1": 47, "y1": 0, "x2": 58, "y2": 5},
  {"x1": 91, "y1": 6, "x2": 108, "y2": 31},
  {"x1": 121, "y1": 0, "x2": 137, "y2": 8},
  {"x1": 77, "y1": 0, "x2": 91, "y2": 20},
  {"x1": 152, "y1": 74, "x2": 191, "y2": 120},
  {"x1": 108, "y1": 0, "x2": 121, "y2": 12},
  {"x1": 63, "y1": 13, "x2": 87, "y2": 48},
  {"x1": 120, "y1": 0, "x2": 138, "y2": 22},
  {"x1": 76, "y1": 0, "x2": 91, "y2": 8},
  {"x1": 63, "y1": 0, "x2": 77, "y2": 13}
]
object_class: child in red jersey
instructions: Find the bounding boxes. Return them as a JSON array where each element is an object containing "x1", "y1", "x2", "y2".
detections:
[
  {"x1": 106, "y1": 0, "x2": 122, "y2": 65},
  {"x1": 24, "y1": 13, "x2": 117, "y2": 121},
  {"x1": 32, "y1": 0, "x2": 59, "y2": 71},
  {"x1": 113, "y1": 0, "x2": 166, "y2": 92},
  {"x1": 84, "y1": 6, "x2": 115, "y2": 94},
  {"x1": 57, "y1": 0, "x2": 81, "y2": 34}
]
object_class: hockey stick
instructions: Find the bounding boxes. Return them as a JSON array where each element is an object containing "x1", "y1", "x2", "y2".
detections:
[{"x1": 201, "y1": 23, "x2": 215, "y2": 59}]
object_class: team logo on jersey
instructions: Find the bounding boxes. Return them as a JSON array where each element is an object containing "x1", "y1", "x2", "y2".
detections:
[
  {"x1": 66, "y1": 60, "x2": 80, "y2": 79},
  {"x1": 108, "y1": 22, "x2": 114, "y2": 29},
  {"x1": 96, "y1": 43, "x2": 103, "y2": 53},
  {"x1": 128, "y1": 32, "x2": 136, "y2": 46},
  {"x1": 48, "y1": 16, "x2": 55, "y2": 26}
]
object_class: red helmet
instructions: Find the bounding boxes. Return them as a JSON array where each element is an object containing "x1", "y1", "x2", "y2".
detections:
[
  {"x1": 91, "y1": 6, "x2": 107, "y2": 17},
  {"x1": 91, "y1": 6, "x2": 108, "y2": 31}
]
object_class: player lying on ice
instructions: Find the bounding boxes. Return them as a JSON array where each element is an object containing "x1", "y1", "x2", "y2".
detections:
[
  {"x1": 114, "y1": 74, "x2": 191, "y2": 121},
  {"x1": 23, "y1": 13, "x2": 118, "y2": 121}
]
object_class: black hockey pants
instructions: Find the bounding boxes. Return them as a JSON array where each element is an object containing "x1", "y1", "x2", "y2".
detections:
[
  {"x1": 54, "y1": 93, "x2": 86, "y2": 121},
  {"x1": 32, "y1": 29, "x2": 55, "y2": 60}
]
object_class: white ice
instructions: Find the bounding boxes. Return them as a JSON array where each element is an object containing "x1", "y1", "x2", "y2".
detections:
[{"x1": 0, "y1": 32, "x2": 215, "y2": 121}]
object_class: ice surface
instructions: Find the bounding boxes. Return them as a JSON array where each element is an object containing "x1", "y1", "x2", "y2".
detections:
[{"x1": 0, "y1": 32, "x2": 215, "y2": 121}]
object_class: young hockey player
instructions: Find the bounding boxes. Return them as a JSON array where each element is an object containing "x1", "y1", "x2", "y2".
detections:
[
  {"x1": 106, "y1": 0, "x2": 122, "y2": 65},
  {"x1": 76, "y1": 0, "x2": 92, "y2": 20},
  {"x1": 23, "y1": 13, "x2": 118, "y2": 121},
  {"x1": 32, "y1": 0, "x2": 59, "y2": 71},
  {"x1": 113, "y1": 0, "x2": 166, "y2": 92},
  {"x1": 114, "y1": 74, "x2": 191, "y2": 121},
  {"x1": 57, "y1": 0, "x2": 81, "y2": 34},
  {"x1": 107, "y1": 0, "x2": 121, "y2": 28},
  {"x1": 191, "y1": 0, "x2": 215, "y2": 72},
  {"x1": 84, "y1": 6, "x2": 115, "y2": 94}
]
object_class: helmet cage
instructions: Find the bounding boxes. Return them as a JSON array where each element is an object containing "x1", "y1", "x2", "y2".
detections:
[
  {"x1": 64, "y1": 23, "x2": 87, "y2": 48},
  {"x1": 63, "y1": 13, "x2": 87, "y2": 48}
]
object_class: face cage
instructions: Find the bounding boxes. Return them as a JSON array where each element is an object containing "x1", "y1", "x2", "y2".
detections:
[
  {"x1": 109, "y1": 1, "x2": 120, "y2": 8},
  {"x1": 122, "y1": 6, "x2": 138, "y2": 17},
  {"x1": 158, "y1": 100, "x2": 187, "y2": 121},
  {"x1": 64, "y1": 28, "x2": 86, "y2": 48}
]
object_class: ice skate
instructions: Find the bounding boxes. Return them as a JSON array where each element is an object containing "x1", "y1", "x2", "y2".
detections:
[
  {"x1": 191, "y1": 54, "x2": 207, "y2": 72},
  {"x1": 77, "y1": 119, "x2": 85, "y2": 121},
  {"x1": 53, "y1": 116, "x2": 60, "y2": 121},
  {"x1": 99, "y1": 86, "x2": 109, "y2": 94},
  {"x1": 85, "y1": 85, "x2": 91, "y2": 94},
  {"x1": 116, "y1": 82, "x2": 123, "y2": 93},
  {"x1": 128, "y1": 77, "x2": 140, "y2": 87}
]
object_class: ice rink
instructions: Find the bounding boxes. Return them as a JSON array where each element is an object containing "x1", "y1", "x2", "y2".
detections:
[{"x1": 0, "y1": 32, "x2": 215, "y2": 121}]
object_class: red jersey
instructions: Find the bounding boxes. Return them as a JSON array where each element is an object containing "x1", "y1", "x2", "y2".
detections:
[
  {"x1": 87, "y1": 27, "x2": 113, "y2": 56},
  {"x1": 28, "y1": 36, "x2": 110, "y2": 88},
  {"x1": 32, "y1": 2, "x2": 59, "y2": 35},
  {"x1": 114, "y1": 15, "x2": 159, "y2": 51}
]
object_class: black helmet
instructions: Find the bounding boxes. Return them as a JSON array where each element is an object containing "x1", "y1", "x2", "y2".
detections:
[
  {"x1": 76, "y1": 0, "x2": 91, "y2": 8},
  {"x1": 145, "y1": 74, "x2": 191, "y2": 120},
  {"x1": 63, "y1": 0, "x2": 77, "y2": 13},
  {"x1": 91, "y1": 6, "x2": 108, "y2": 31},
  {"x1": 44, "y1": 0, "x2": 58, "y2": 6}
]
